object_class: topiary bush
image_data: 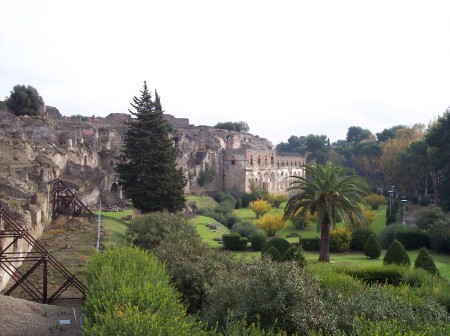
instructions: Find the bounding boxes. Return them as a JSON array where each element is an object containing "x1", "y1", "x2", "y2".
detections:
[
  {"x1": 261, "y1": 237, "x2": 291, "y2": 258},
  {"x1": 222, "y1": 233, "x2": 248, "y2": 251},
  {"x1": 395, "y1": 228, "x2": 430, "y2": 250},
  {"x1": 264, "y1": 246, "x2": 282, "y2": 261},
  {"x1": 351, "y1": 228, "x2": 375, "y2": 250},
  {"x1": 300, "y1": 237, "x2": 320, "y2": 251},
  {"x1": 414, "y1": 247, "x2": 440, "y2": 276},
  {"x1": 383, "y1": 239, "x2": 411, "y2": 267},
  {"x1": 250, "y1": 233, "x2": 268, "y2": 251},
  {"x1": 337, "y1": 264, "x2": 404, "y2": 286},
  {"x1": 386, "y1": 213, "x2": 397, "y2": 225},
  {"x1": 364, "y1": 234, "x2": 381, "y2": 259},
  {"x1": 329, "y1": 227, "x2": 352, "y2": 252}
]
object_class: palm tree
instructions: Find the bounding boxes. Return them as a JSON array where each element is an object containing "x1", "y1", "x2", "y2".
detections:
[{"x1": 283, "y1": 162, "x2": 369, "y2": 262}]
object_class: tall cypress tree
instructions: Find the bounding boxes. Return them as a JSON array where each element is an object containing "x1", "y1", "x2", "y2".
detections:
[{"x1": 115, "y1": 82, "x2": 186, "y2": 213}]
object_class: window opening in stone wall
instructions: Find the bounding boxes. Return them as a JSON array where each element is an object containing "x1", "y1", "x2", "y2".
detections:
[
  {"x1": 258, "y1": 156, "x2": 261, "y2": 165},
  {"x1": 250, "y1": 156, "x2": 253, "y2": 165},
  {"x1": 271, "y1": 156, "x2": 274, "y2": 164}
]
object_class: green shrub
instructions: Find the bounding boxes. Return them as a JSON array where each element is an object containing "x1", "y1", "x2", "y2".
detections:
[
  {"x1": 213, "y1": 191, "x2": 236, "y2": 204},
  {"x1": 240, "y1": 192, "x2": 258, "y2": 208},
  {"x1": 383, "y1": 239, "x2": 411, "y2": 267},
  {"x1": 282, "y1": 246, "x2": 307, "y2": 267},
  {"x1": 419, "y1": 197, "x2": 431, "y2": 206},
  {"x1": 129, "y1": 212, "x2": 196, "y2": 250},
  {"x1": 337, "y1": 264, "x2": 404, "y2": 286},
  {"x1": 197, "y1": 163, "x2": 216, "y2": 186},
  {"x1": 379, "y1": 223, "x2": 404, "y2": 249},
  {"x1": 83, "y1": 247, "x2": 207, "y2": 335},
  {"x1": 395, "y1": 228, "x2": 430, "y2": 249},
  {"x1": 363, "y1": 234, "x2": 381, "y2": 259},
  {"x1": 222, "y1": 233, "x2": 248, "y2": 251},
  {"x1": 250, "y1": 233, "x2": 268, "y2": 251},
  {"x1": 329, "y1": 227, "x2": 352, "y2": 252},
  {"x1": 300, "y1": 237, "x2": 320, "y2": 251},
  {"x1": 351, "y1": 228, "x2": 374, "y2": 250},
  {"x1": 155, "y1": 235, "x2": 235, "y2": 314},
  {"x1": 264, "y1": 246, "x2": 282, "y2": 261},
  {"x1": 231, "y1": 221, "x2": 262, "y2": 239},
  {"x1": 428, "y1": 220, "x2": 450, "y2": 253},
  {"x1": 415, "y1": 205, "x2": 448, "y2": 231},
  {"x1": 414, "y1": 247, "x2": 440, "y2": 276},
  {"x1": 385, "y1": 213, "x2": 397, "y2": 225},
  {"x1": 261, "y1": 237, "x2": 291, "y2": 257}
]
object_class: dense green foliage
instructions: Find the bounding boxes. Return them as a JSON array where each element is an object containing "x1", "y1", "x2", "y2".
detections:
[
  {"x1": 250, "y1": 233, "x2": 268, "y2": 251},
  {"x1": 351, "y1": 228, "x2": 374, "y2": 250},
  {"x1": 395, "y1": 227, "x2": 430, "y2": 249},
  {"x1": 329, "y1": 227, "x2": 352, "y2": 252},
  {"x1": 414, "y1": 247, "x2": 440, "y2": 276},
  {"x1": 261, "y1": 237, "x2": 291, "y2": 258},
  {"x1": 222, "y1": 233, "x2": 248, "y2": 251},
  {"x1": 129, "y1": 212, "x2": 195, "y2": 250},
  {"x1": 5, "y1": 84, "x2": 44, "y2": 116},
  {"x1": 378, "y1": 223, "x2": 405, "y2": 249},
  {"x1": 231, "y1": 221, "x2": 262, "y2": 239},
  {"x1": 276, "y1": 134, "x2": 329, "y2": 164},
  {"x1": 284, "y1": 162, "x2": 369, "y2": 261},
  {"x1": 299, "y1": 237, "x2": 321, "y2": 251},
  {"x1": 383, "y1": 239, "x2": 411, "y2": 267},
  {"x1": 426, "y1": 110, "x2": 450, "y2": 211},
  {"x1": 197, "y1": 201, "x2": 241, "y2": 228},
  {"x1": 115, "y1": 82, "x2": 186, "y2": 213},
  {"x1": 83, "y1": 247, "x2": 207, "y2": 335},
  {"x1": 197, "y1": 163, "x2": 216, "y2": 186},
  {"x1": 214, "y1": 121, "x2": 249, "y2": 133},
  {"x1": 364, "y1": 234, "x2": 381, "y2": 259}
]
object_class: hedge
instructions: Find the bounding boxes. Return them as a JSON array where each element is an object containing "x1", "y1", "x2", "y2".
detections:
[{"x1": 299, "y1": 237, "x2": 320, "y2": 251}]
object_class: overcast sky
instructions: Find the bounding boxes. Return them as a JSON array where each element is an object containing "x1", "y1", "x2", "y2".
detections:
[{"x1": 1, "y1": 0, "x2": 449, "y2": 145}]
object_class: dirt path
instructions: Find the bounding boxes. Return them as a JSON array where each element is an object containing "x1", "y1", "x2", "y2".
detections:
[{"x1": 0, "y1": 295, "x2": 81, "y2": 336}]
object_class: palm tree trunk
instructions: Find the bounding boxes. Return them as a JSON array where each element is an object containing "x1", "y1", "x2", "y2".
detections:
[{"x1": 319, "y1": 217, "x2": 331, "y2": 262}]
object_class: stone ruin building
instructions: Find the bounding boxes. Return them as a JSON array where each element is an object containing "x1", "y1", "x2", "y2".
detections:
[{"x1": 0, "y1": 106, "x2": 304, "y2": 291}]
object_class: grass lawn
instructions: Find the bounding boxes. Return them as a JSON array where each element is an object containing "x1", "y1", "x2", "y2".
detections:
[
  {"x1": 93, "y1": 209, "x2": 133, "y2": 247},
  {"x1": 186, "y1": 195, "x2": 217, "y2": 210},
  {"x1": 189, "y1": 215, "x2": 229, "y2": 247}
]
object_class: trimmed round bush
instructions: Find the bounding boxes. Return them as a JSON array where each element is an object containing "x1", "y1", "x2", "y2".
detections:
[
  {"x1": 261, "y1": 237, "x2": 291, "y2": 257},
  {"x1": 364, "y1": 234, "x2": 381, "y2": 259},
  {"x1": 264, "y1": 246, "x2": 282, "y2": 261},
  {"x1": 351, "y1": 228, "x2": 375, "y2": 250},
  {"x1": 383, "y1": 239, "x2": 411, "y2": 267},
  {"x1": 414, "y1": 247, "x2": 440, "y2": 276},
  {"x1": 395, "y1": 228, "x2": 430, "y2": 250},
  {"x1": 250, "y1": 233, "x2": 268, "y2": 251}
]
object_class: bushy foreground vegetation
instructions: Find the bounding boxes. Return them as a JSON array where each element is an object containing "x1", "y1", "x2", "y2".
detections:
[{"x1": 118, "y1": 212, "x2": 450, "y2": 335}]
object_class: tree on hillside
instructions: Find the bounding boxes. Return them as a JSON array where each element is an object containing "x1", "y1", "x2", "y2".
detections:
[
  {"x1": 6, "y1": 84, "x2": 44, "y2": 116},
  {"x1": 283, "y1": 163, "x2": 369, "y2": 262},
  {"x1": 346, "y1": 126, "x2": 372, "y2": 143},
  {"x1": 115, "y1": 82, "x2": 186, "y2": 213},
  {"x1": 214, "y1": 121, "x2": 249, "y2": 133},
  {"x1": 425, "y1": 109, "x2": 450, "y2": 211}
]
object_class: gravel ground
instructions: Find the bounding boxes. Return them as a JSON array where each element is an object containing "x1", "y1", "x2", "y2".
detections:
[{"x1": 0, "y1": 295, "x2": 81, "y2": 336}]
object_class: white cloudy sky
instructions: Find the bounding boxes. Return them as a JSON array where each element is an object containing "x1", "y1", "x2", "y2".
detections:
[{"x1": 1, "y1": 0, "x2": 449, "y2": 145}]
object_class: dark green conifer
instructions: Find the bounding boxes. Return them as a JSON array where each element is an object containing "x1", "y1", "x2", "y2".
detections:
[
  {"x1": 115, "y1": 82, "x2": 186, "y2": 213},
  {"x1": 363, "y1": 233, "x2": 381, "y2": 259},
  {"x1": 414, "y1": 247, "x2": 440, "y2": 276},
  {"x1": 383, "y1": 239, "x2": 411, "y2": 267}
]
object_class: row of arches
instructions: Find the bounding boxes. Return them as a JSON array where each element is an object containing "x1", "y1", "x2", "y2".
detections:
[{"x1": 248, "y1": 170, "x2": 303, "y2": 192}]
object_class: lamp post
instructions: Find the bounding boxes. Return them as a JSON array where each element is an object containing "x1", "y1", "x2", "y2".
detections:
[
  {"x1": 401, "y1": 199, "x2": 407, "y2": 225},
  {"x1": 388, "y1": 186, "x2": 395, "y2": 214}
]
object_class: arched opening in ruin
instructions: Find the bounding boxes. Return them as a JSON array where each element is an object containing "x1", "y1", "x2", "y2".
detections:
[{"x1": 111, "y1": 182, "x2": 119, "y2": 193}]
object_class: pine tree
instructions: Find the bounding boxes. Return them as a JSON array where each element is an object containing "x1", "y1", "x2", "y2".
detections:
[
  {"x1": 363, "y1": 233, "x2": 381, "y2": 259},
  {"x1": 115, "y1": 82, "x2": 186, "y2": 213},
  {"x1": 414, "y1": 247, "x2": 440, "y2": 276}
]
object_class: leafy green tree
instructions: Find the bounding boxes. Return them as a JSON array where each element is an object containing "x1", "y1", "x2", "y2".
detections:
[
  {"x1": 283, "y1": 163, "x2": 369, "y2": 262},
  {"x1": 115, "y1": 82, "x2": 186, "y2": 213},
  {"x1": 346, "y1": 126, "x2": 372, "y2": 143},
  {"x1": 6, "y1": 84, "x2": 44, "y2": 116},
  {"x1": 376, "y1": 125, "x2": 406, "y2": 142},
  {"x1": 425, "y1": 109, "x2": 450, "y2": 211},
  {"x1": 214, "y1": 121, "x2": 249, "y2": 133}
]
